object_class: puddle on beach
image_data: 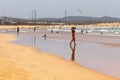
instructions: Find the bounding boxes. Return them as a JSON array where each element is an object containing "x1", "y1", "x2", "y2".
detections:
[{"x1": 1, "y1": 29, "x2": 120, "y2": 79}]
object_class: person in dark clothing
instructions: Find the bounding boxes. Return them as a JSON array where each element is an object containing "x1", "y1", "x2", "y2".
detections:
[
  {"x1": 34, "y1": 27, "x2": 36, "y2": 32},
  {"x1": 43, "y1": 34, "x2": 46, "y2": 37},
  {"x1": 42, "y1": 34, "x2": 47, "y2": 40},
  {"x1": 17, "y1": 27, "x2": 19, "y2": 33},
  {"x1": 81, "y1": 29, "x2": 84, "y2": 34}
]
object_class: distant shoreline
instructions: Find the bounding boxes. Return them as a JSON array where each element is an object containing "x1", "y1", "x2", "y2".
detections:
[{"x1": 1, "y1": 25, "x2": 120, "y2": 47}]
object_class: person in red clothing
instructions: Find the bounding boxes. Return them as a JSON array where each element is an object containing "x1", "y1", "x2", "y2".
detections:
[{"x1": 70, "y1": 27, "x2": 76, "y2": 45}]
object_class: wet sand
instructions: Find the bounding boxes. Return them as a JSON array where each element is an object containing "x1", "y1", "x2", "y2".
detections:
[
  {"x1": 20, "y1": 28, "x2": 120, "y2": 46},
  {"x1": 10, "y1": 29, "x2": 120, "y2": 78},
  {"x1": 0, "y1": 33, "x2": 118, "y2": 79}
]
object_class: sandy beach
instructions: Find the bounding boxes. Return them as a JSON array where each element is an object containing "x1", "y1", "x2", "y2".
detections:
[
  {"x1": 1, "y1": 0, "x2": 120, "y2": 78},
  {"x1": 0, "y1": 25, "x2": 119, "y2": 80}
]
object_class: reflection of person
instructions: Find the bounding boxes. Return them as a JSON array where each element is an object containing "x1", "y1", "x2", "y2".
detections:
[
  {"x1": 70, "y1": 27, "x2": 76, "y2": 45},
  {"x1": 70, "y1": 44, "x2": 76, "y2": 61}
]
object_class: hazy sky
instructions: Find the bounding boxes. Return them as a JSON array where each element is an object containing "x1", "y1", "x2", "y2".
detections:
[{"x1": 0, "y1": 0, "x2": 120, "y2": 18}]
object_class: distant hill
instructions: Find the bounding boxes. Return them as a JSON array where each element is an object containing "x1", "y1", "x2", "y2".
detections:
[
  {"x1": 100, "y1": 16, "x2": 120, "y2": 22},
  {"x1": 38, "y1": 16, "x2": 120, "y2": 24},
  {"x1": 1, "y1": 16, "x2": 120, "y2": 25},
  {"x1": 61, "y1": 16, "x2": 100, "y2": 21}
]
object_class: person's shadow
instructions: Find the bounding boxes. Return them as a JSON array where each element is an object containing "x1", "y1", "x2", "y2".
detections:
[{"x1": 70, "y1": 42, "x2": 76, "y2": 61}]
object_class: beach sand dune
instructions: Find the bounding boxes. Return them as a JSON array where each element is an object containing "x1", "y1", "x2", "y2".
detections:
[
  {"x1": 0, "y1": 22, "x2": 120, "y2": 30},
  {"x1": 0, "y1": 33, "x2": 118, "y2": 80}
]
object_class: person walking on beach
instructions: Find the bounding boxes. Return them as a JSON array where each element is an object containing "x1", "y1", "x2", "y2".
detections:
[{"x1": 70, "y1": 27, "x2": 76, "y2": 45}]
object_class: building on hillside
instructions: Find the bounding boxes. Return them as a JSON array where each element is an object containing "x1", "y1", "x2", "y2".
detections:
[{"x1": 0, "y1": 17, "x2": 13, "y2": 25}]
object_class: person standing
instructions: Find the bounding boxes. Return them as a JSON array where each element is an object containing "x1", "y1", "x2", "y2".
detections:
[
  {"x1": 34, "y1": 27, "x2": 36, "y2": 32},
  {"x1": 17, "y1": 27, "x2": 19, "y2": 33},
  {"x1": 81, "y1": 29, "x2": 84, "y2": 34}
]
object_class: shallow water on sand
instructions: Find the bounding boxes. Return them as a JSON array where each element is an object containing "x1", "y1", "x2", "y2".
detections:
[{"x1": 1, "y1": 29, "x2": 120, "y2": 79}]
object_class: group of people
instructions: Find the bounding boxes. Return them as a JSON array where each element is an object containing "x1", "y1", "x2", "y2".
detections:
[{"x1": 81, "y1": 29, "x2": 88, "y2": 34}]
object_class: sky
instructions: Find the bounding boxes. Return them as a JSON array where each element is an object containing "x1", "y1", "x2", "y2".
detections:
[{"x1": 0, "y1": 0, "x2": 120, "y2": 18}]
